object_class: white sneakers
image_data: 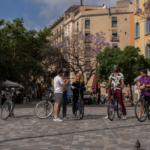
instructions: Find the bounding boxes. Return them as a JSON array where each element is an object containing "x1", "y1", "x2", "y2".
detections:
[
  {"x1": 104, "y1": 115, "x2": 127, "y2": 120},
  {"x1": 122, "y1": 115, "x2": 127, "y2": 120},
  {"x1": 53, "y1": 118, "x2": 63, "y2": 122}
]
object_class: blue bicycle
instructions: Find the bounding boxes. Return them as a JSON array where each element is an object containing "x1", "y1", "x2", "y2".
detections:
[
  {"x1": 74, "y1": 87, "x2": 84, "y2": 119},
  {"x1": 107, "y1": 87, "x2": 122, "y2": 121}
]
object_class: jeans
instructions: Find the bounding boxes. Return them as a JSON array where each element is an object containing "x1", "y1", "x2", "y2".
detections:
[{"x1": 62, "y1": 91, "x2": 67, "y2": 117}]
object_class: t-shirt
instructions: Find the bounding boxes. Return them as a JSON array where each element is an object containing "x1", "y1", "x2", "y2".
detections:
[
  {"x1": 109, "y1": 72, "x2": 124, "y2": 90},
  {"x1": 138, "y1": 76, "x2": 150, "y2": 96},
  {"x1": 54, "y1": 76, "x2": 64, "y2": 94}
]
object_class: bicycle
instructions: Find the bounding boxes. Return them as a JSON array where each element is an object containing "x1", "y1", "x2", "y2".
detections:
[
  {"x1": 107, "y1": 87, "x2": 123, "y2": 121},
  {"x1": 74, "y1": 87, "x2": 85, "y2": 119},
  {"x1": 34, "y1": 91, "x2": 54, "y2": 119},
  {"x1": 135, "y1": 88, "x2": 150, "y2": 122},
  {"x1": 1, "y1": 95, "x2": 13, "y2": 120}
]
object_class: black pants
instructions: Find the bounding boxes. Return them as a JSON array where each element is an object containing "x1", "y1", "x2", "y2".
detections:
[{"x1": 72, "y1": 96, "x2": 78, "y2": 114}]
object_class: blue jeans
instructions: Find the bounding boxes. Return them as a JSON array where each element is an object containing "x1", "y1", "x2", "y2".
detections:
[{"x1": 62, "y1": 91, "x2": 67, "y2": 117}]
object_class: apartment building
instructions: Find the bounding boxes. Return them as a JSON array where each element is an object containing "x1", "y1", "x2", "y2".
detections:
[
  {"x1": 134, "y1": 0, "x2": 150, "y2": 58},
  {"x1": 48, "y1": 0, "x2": 134, "y2": 93}
]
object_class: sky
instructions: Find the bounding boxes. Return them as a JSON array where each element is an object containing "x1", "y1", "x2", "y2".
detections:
[{"x1": 0, "y1": 0, "x2": 133, "y2": 32}]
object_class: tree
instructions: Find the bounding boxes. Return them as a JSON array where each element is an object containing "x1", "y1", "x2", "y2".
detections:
[
  {"x1": 48, "y1": 30, "x2": 110, "y2": 84},
  {"x1": 0, "y1": 17, "x2": 52, "y2": 96},
  {"x1": 97, "y1": 46, "x2": 150, "y2": 105},
  {"x1": 135, "y1": 2, "x2": 150, "y2": 20}
]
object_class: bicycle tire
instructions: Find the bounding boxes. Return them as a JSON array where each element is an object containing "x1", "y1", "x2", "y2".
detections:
[
  {"x1": 117, "y1": 103, "x2": 122, "y2": 118},
  {"x1": 34, "y1": 101, "x2": 53, "y2": 119},
  {"x1": 107, "y1": 99, "x2": 115, "y2": 121},
  {"x1": 135, "y1": 100, "x2": 148, "y2": 122},
  {"x1": 79, "y1": 101, "x2": 84, "y2": 119},
  {"x1": 1, "y1": 101, "x2": 12, "y2": 120}
]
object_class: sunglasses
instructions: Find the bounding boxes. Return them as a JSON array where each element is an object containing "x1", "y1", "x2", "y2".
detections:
[{"x1": 114, "y1": 66, "x2": 118, "y2": 69}]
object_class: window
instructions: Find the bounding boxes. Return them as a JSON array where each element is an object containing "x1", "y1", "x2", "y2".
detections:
[
  {"x1": 85, "y1": 60, "x2": 90, "y2": 70},
  {"x1": 77, "y1": 22, "x2": 79, "y2": 31},
  {"x1": 85, "y1": 31, "x2": 90, "y2": 36},
  {"x1": 136, "y1": 0, "x2": 139, "y2": 10},
  {"x1": 112, "y1": 43, "x2": 118, "y2": 48},
  {"x1": 75, "y1": 9, "x2": 79, "y2": 16},
  {"x1": 112, "y1": 29, "x2": 117, "y2": 40},
  {"x1": 85, "y1": 19, "x2": 90, "y2": 29},
  {"x1": 145, "y1": 19, "x2": 150, "y2": 34},
  {"x1": 135, "y1": 22, "x2": 140, "y2": 38},
  {"x1": 112, "y1": 17, "x2": 117, "y2": 27},
  {"x1": 85, "y1": 44, "x2": 91, "y2": 57},
  {"x1": 145, "y1": 45, "x2": 150, "y2": 58},
  {"x1": 85, "y1": 31, "x2": 90, "y2": 42}
]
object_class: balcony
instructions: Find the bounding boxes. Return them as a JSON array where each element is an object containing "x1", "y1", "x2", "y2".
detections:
[
  {"x1": 58, "y1": 31, "x2": 61, "y2": 36},
  {"x1": 61, "y1": 29, "x2": 64, "y2": 34},
  {"x1": 110, "y1": 35, "x2": 119, "y2": 42}
]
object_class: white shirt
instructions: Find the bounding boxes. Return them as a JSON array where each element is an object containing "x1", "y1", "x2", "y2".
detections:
[
  {"x1": 109, "y1": 72, "x2": 124, "y2": 90},
  {"x1": 54, "y1": 76, "x2": 64, "y2": 94}
]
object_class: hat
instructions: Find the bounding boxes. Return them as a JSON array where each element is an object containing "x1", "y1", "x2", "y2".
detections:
[{"x1": 63, "y1": 68, "x2": 67, "y2": 71}]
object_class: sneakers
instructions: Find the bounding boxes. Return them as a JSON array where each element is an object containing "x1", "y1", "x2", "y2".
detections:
[
  {"x1": 72, "y1": 114, "x2": 75, "y2": 118},
  {"x1": 105, "y1": 116, "x2": 108, "y2": 119},
  {"x1": 53, "y1": 118, "x2": 63, "y2": 122},
  {"x1": 122, "y1": 115, "x2": 127, "y2": 120}
]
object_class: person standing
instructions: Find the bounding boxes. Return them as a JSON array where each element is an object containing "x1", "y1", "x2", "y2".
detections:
[
  {"x1": 71, "y1": 73, "x2": 87, "y2": 118},
  {"x1": 137, "y1": 69, "x2": 150, "y2": 117},
  {"x1": 53, "y1": 68, "x2": 70, "y2": 122},
  {"x1": 126, "y1": 91, "x2": 130, "y2": 102},
  {"x1": 61, "y1": 68, "x2": 69, "y2": 119},
  {"x1": 106, "y1": 65, "x2": 127, "y2": 120}
]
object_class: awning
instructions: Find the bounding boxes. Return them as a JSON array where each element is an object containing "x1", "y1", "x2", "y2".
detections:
[
  {"x1": 0, "y1": 80, "x2": 24, "y2": 88},
  {"x1": 92, "y1": 72, "x2": 100, "y2": 94}
]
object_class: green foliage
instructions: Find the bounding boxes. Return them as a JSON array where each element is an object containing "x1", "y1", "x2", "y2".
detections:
[
  {"x1": 0, "y1": 17, "x2": 52, "y2": 84},
  {"x1": 97, "y1": 46, "x2": 150, "y2": 87}
]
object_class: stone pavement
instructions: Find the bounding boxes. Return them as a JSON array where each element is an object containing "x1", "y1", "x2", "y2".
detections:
[{"x1": 0, "y1": 104, "x2": 150, "y2": 150}]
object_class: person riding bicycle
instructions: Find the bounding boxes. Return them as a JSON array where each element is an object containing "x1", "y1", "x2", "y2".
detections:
[
  {"x1": 105, "y1": 65, "x2": 127, "y2": 120},
  {"x1": 137, "y1": 69, "x2": 150, "y2": 117},
  {"x1": 71, "y1": 73, "x2": 87, "y2": 118}
]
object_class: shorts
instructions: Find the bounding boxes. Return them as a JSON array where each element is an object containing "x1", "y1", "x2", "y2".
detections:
[{"x1": 54, "y1": 93, "x2": 63, "y2": 104}]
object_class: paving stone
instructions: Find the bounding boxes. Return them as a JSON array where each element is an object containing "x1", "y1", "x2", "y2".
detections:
[{"x1": 0, "y1": 104, "x2": 149, "y2": 150}]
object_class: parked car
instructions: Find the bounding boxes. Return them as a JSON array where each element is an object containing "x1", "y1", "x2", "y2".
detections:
[{"x1": 83, "y1": 90, "x2": 93, "y2": 105}]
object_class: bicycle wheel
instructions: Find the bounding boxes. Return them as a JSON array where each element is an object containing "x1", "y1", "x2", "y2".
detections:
[
  {"x1": 117, "y1": 103, "x2": 122, "y2": 118},
  {"x1": 79, "y1": 101, "x2": 84, "y2": 119},
  {"x1": 107, "y1": 99, "x2": 115, "y2": 121},
  {"x1": 1, "y1": 101, "x2": 12, "y2": 120},
  {"x1": 135, "y1": 100, "x2": 148, "y2": 122},
  {"x1": 35, "y1": 101, "x2": 53, "y2": 119}
]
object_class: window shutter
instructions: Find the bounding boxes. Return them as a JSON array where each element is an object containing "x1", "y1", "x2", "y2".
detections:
[
  {"x1": 148, "y1": 19, "x2": 150, "y2": 33},
  {"x1": 138, "y1": 23, "x2": 140, "y2": 37},
  {"x1": 135, "y1": 24, "x2": 137, "y2": 38},
  {"x1": 145, "y1": 46, "x2": 148, "y2": 58},
  {"x1": 112, "y1": 17, "x2": 117, "y2": 21},
  {"x1": 145, "y1": 20, "x2": 148, "y2": 34}
]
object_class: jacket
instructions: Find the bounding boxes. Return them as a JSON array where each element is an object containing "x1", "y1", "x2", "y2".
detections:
[{"x1": 71, "y1": 81, "x2": 85, "y2": 99}]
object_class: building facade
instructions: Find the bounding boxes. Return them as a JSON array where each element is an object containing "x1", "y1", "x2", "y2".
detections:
[
  {"x1": 134, "y1": 0, "x2": 150, "y2": 57},
  {"x1": 48, "y1": 0, "x2": 134, "y2": 94}
]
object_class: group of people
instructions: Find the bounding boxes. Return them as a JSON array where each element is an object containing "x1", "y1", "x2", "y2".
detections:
[
  {"x1": 53, "y1": 68, "x2": 87, "y2": 122},
  {"x1": 53, "y1": 64, "x2": 150, "y2": 122}
]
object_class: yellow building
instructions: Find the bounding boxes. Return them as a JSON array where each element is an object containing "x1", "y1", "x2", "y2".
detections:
[{"x1": 134, "y1": 0, "x2": 150, "y2": 57}]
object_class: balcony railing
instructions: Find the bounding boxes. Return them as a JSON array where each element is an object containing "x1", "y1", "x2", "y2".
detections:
[
  {"x1": 85, "y1": 66, "x2": 91, "y2": 71},
  {"x1": 110, "y1": 35, "x2": 119, "y2": 42}
]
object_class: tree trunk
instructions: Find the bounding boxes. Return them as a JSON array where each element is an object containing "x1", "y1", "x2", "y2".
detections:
[{"x1": 129, "y1": 84, "x2": 134, "y2": 106}]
